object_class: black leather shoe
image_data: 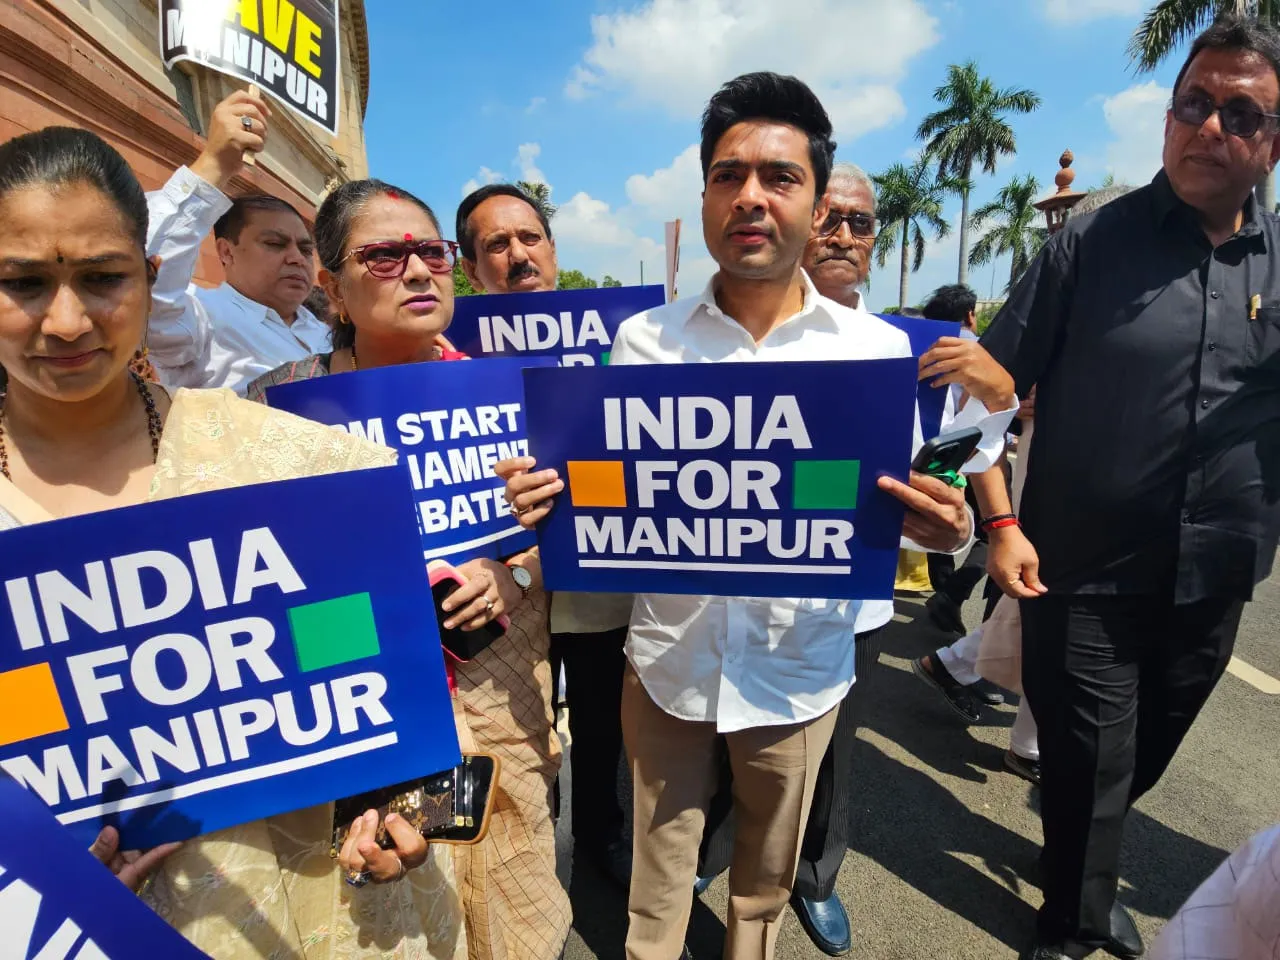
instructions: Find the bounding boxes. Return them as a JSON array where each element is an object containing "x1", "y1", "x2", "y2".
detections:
[
  {"x1": 693, "y1": 871, "x2": 718, "y2": 896},
  {"x1": 790, "y1": 892, "x2": 852, "y2": 956},
  {"x1": 926, "y1": 591, "x2": 966, "y2": 634},
  {"x1": 581, "y1": 838, "x2": 632, "y2": 891},
  {"x1": 1021, "y1": 944, "x2": 1069, "y2": 960},
  {"x1": 1004, "y1": 749, "x2": 1042, "y2": 786},
  {"x1": 1104, "y1": 902, "x2": 1144, "y2": 959},
  {"x1": 971, "y1": 678, "x2": 1006, "y2": 705},
  {"x1": 912, "y1": 655, "x2": 984, "y2": 723}
]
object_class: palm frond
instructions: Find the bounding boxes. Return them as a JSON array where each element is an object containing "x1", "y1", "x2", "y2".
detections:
[{"x1": 1127, "y1": 0, "x2": 1224, "y2": 72}]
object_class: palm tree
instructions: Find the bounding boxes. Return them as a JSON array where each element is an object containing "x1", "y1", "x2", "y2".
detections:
[
  {"x1": 968, "y1": 174, "x2": 1049, "y2": 293},
  {"x1": 917, "y1": 61, "x2": 1041, "y2": 286},
  {"x1": 517, "y1": 180, "x2": 557, "y2": 220},
  {"x1": 1129, "y1": 0, "x2": 1278, "y2": 206},
  {"x1": 872, "y1": 157, "x2": 960, "y2": 308}
]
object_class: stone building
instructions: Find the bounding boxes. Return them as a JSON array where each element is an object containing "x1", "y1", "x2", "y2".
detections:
[{"x1": 0, "y1": 0, "x2": 370, "y2": 284}]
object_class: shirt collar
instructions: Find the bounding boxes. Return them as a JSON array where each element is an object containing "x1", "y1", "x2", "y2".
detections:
[
  {"x1": 691, "y1": 269, "x2": 833, "y2": 332},
  {"x1": 218, "y1": 282, "x2": 320, "y2": 329},
  {"x1": 1150, "y1": 167, "x2": 1265, "y2": 242}
]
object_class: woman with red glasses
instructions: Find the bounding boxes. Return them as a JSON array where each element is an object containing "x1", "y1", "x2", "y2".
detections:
[{"x1": 246, "y1": 179, "x2": 571, "y2": 960}]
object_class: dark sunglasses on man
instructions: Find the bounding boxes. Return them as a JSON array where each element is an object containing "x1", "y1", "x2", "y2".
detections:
[
  {"x1": 1171, "y1": 91, "x2": 1280, "y2": 139},
  {"x1": 819, "y1": 210, "x2": 876, "y2": 239},
  {"x1": 345, "y1": 239, "x2": 460, "y2": 279}
]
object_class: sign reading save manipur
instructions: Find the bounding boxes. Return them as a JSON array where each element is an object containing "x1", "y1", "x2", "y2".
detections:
[
  {"x1": 0, "y1": 774, "x2": 209, "y2": 959},
  {"x1": 266, "y1": 358, "x2": 554, "y2": 564},
  {"x1": 523, "y1": 359, "x2": 919, "y2": 599},
  {"x1": 0, "y1": 467, "x2": 459, "y2": 848},
  {"x1": 159, "y1": 0, "x2": 341, "y2": 134},
  {"x1": 448, "y1": 285, "x2": 667, "y2": 366}
]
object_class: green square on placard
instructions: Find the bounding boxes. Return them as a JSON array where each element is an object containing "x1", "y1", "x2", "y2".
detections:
[
  {"x1": 792, "y1": 460, "x2": 861, "y2": 510},
  {"x1": 600, "y1": 351, "x2": 611, "y2": 366},
  {"x1": 287, "y1": 592, "x2": 381, "y2": 673}
]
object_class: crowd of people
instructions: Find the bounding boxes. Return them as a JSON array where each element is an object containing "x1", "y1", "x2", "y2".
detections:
[{"x1": 1, "y1": 12, "x2": 1278, "y2": 960}]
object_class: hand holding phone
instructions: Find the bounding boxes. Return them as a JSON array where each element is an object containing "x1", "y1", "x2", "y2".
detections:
[
  {"x1": 429, "y1": 562, "x2": 508, "y2": 664},
  {"x1": 910, "y1": 427, "x2": 983, "y2": 488}
]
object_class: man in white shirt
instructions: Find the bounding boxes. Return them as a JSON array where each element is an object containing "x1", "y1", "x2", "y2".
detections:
[
  {"x1": 145, "y1": 91, "x2": 331, "y2": 394},
  {"x1": 456, "y1": 183, "x2": 636, "y2": 889},
  {"x1": 503, "y1": 72, "x2": 982, "y2": 960}
]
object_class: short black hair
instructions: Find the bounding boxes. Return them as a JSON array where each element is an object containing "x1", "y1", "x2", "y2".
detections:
[
  {"x1": 455, "y1": 183, "x2": 553, "y2": 262},
  {"x1": 922, "y1": 284, "x2": 977, "y2": 324},
  {"x1": 700, "y1": 72, "x2": 837, "y2": 200},
  {"x1": 1173, "y1": 15, "x2": 1280, "y2": 110},
  {"x1": 0, "y1": 126, "x2": 147, "y2": 249},
  {"x1": 214, "y1": 194, "x2": 308, "y2": 242}
]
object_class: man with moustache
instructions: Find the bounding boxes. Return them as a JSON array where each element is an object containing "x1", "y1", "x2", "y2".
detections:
[
  {"x1": 974, "y1": 17, "x2": 1280, "y2": 959},
  {"x1": 456, "y1": 183, "x2": 636, "y2": 889},
  {"x1": 693, "y1": 162, "x2": 1015, "y2": 956},
  {"x1": 146, "y1": 90, "x2": 330, "y2": 394}
]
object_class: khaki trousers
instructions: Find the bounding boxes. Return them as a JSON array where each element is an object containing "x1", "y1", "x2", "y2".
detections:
[{"x1": 621, "y1": 665, "x2": 839, "y2": 960}]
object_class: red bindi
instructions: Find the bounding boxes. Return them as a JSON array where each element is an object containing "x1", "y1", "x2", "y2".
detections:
[
  {"x1": 403, "y1": 233, "x2": 413, "y2": 242},
  {"x1": 386, "y1": 189, "x2": 400, "y2": 200}
]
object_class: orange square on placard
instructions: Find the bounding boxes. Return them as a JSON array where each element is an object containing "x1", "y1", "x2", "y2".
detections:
[
  {"x1": 567, "y1": 460, "x2": 628, "y2": 508},
  {"x1": 0, "y1": 662, "x2": 70, "y2": 747}
]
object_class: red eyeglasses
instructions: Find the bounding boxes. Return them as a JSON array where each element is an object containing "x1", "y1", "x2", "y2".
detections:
[{"x1": 345, "y1": 239, "x2": 459, "y2": 278}]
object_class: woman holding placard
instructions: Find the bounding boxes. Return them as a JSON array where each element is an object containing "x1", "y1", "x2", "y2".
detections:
[
  {"x1": 247, "y1": 178, "x2": 571, "y2": 960},
  {"x1": 0, "y1": 128, "x2": 466, "y2": 958}
]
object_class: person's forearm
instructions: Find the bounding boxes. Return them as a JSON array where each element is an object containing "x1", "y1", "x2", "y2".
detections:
[
  {"x1": 507, "y1": 548, "x2": 543, "y2": 591},
  {"x1": 970, "y1": 454, "x2": 1014, "y2": 521}
]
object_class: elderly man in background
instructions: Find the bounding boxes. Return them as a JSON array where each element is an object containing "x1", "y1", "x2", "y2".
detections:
[
  {"x1": 146, "y1": 90, "x2": 330, "y2": 394},
  {"x1": 456, "y1": 184, "x2": 635, "y2": 889}
]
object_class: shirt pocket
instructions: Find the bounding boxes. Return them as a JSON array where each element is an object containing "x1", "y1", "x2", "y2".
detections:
[{"x1": 1246, "y1": 306, "x2": 1280, "y2": 365}]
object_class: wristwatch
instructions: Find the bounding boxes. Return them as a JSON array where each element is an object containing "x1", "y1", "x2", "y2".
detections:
[{"x1": 507, "y1": 562, "x2": 533, "y2": 598}]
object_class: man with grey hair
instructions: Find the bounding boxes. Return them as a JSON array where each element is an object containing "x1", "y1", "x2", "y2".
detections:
[{"x1": 805, "y1": 161, "x2": 878, "y2": 309}]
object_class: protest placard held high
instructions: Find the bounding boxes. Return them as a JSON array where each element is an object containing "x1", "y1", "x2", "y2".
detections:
[{"x1": 160, "y1": 0, "x2": 340, "y2": 134}]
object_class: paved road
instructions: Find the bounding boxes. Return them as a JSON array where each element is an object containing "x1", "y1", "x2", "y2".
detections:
[{"x1": 557, "y1": 571, "x2": 1280, "y2": 960}]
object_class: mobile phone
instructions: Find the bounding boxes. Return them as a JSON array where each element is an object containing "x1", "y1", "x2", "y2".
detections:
[
  {"x1": 428, "y1": 562, "x2": 508, "y2": 664},
  {"x1": 910, "y1": 427, "x2": 983, "y2": 487}
]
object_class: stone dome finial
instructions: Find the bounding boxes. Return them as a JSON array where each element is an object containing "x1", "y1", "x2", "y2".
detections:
[{"x1": 1055, "y1": 149, "x2": 1076, "y2": 192}]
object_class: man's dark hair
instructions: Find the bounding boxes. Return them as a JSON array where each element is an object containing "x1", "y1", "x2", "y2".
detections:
[
  {"x1": 922, "y1": 284, "x2": 977, "y2": 325},
  {"x1": 1172, "y1": 15, "x2": 1280, "y2": 109},
  {"x1": 214, "y1": 194, "x2": 307, "y2": 242},
  {"x1": 455, "y1": 183, "x2": 554, "y2": 262},
  {"x1": 699, "y1": 72, "x2": 837, "y2": 200}
]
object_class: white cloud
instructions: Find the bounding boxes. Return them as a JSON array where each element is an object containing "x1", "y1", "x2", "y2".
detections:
[
  {"x1": 525, "y1": 96, "x2": 546, "y2": 114},
  {"x1": 625, "y1": 144, "x2": 702, "y2": 220},
  {"x1": 517, "y1": 142, "x2": 547, "y2": 184},
  {"x1": 460, "y1": 166, "x2": 501, "y2": 198},
  {"x1": 564, "y1": 0, "x2": 938, "y2": 140},
  {"x1": 1043, "y1": 0, "x2": 1145, "y2": 25},
  {"x1": 1102, "y1": 81, "x2": 1169, "y2": 186}
]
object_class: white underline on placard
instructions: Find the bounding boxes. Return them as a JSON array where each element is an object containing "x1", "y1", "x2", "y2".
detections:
[
  {"x1": 423, "y1": 525, "x2": 525, "y2": 560},
  {"x1": 578, "y1": 559, "x2": 853, "y2": 575},
  {"x1": 55, "y1": 732, "x2": 399, "y2": 824}
]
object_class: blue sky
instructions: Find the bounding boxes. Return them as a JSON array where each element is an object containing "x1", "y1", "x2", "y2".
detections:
[{"x1": 362, "y1": 0, "x2": 1186, "y2": 310}]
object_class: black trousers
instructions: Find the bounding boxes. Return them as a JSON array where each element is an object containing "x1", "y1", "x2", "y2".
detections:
[
  {"x1": 553, "y1": 626, "x2": 629, "y2": 852},
  {"x1": 697, "y1": 628, "x2": 883, "y2": 900},
  {"x1": 1020, "y1": 593, "x2": 1243, "y2": 947}
]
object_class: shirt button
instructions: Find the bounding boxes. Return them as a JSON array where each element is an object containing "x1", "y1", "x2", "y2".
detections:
[
  {"x1": 1210, "y1": 290, "x2": 1221, "y2": 299},
  {"x1": 1200, "y1": 398, "x2": 1210, "y2": 409},
  {"x1": 1182, "y1": 511, "x2": 1193, "y2": 524},
  {"x1": 1207, "y1": 341, "x2": 1218, "y2": 351}
]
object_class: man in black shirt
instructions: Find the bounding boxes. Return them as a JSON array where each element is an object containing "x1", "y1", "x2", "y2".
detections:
[{"x1": 975, "y1": 17, "x2": 1280, "y2": 960}]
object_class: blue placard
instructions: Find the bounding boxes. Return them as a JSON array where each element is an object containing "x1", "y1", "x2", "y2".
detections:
[
  {"x1": 0, "y1": 467, "x2": 460, "y2": 848},
  {"x1": 449, "y1": 285, "x2": 666, "y2": 365},
  {"x1": 878, "y1": 314, "x2": 961, "y2": 440},
  {"x1": 0, "y1": 773, "x2": 209, "y2": 958},
  {"x1": 523, "y1": 359, "x2": 918, "y2": 599},
  {"x1": 265, "y1": 359, "x2": 554, "y2": 564}
]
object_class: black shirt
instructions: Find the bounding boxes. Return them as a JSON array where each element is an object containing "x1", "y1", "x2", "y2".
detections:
[{"x1": 982, "y1": 170, "x2": 1280, "y2": 603}]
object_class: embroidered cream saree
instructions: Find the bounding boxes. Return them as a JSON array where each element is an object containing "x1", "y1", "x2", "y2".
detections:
[{"x1": 0, "y1": 388, "x2": 467, "y2": 960}]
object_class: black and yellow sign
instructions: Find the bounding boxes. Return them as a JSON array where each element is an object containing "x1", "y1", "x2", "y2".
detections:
[{"x1": 159, "y1": 0, "x2": 341, "y2": 135}]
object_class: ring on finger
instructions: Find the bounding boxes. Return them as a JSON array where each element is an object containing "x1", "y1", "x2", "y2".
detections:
[
  {"x1": 344, "y1": 868, "x2": 372, "y2": 888},
  {"x1": 482, "y1": 596, "x2": 494, "y2": 613},
  {"x1": 510, "y1": 502, "x2": 528, "y2": 517},
  {"x1": 240, "y1": 115, "x2": 254, "y2": 130}
]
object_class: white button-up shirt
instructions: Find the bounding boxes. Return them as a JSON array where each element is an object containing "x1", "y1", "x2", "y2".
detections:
[
  {"x1": 611, "y1": 273, "x2": 996, "y2": 731},
  {"x1": 146, "y1": 167, "x2": 332, "y2": 394}
]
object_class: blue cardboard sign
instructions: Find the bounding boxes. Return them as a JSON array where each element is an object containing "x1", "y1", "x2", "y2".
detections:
[
  {"x1": 0, "y1": 773, "x2": 208, "y2": 958},
  {"x1": 0, "y1": 467, "x2": 460, "y2": 848},
  {"x1": 266, "y1": 359, "x2": 553, "y2": 564},
  {"x1": 523, "y1": 359, "x2": 918, "y2": 600},
  {"x1": 878, "y1": 314, "x2": 962, "y2": 440},
  {"x1": 449, "y1": 285, "x2": 666, "y2": 365}
]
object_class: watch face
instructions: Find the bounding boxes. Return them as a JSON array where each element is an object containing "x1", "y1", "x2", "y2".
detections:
[{"x1": 510, "y1": 565, "x2": 533, "y2": 589}]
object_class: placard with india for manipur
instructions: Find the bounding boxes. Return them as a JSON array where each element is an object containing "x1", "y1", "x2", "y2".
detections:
[
  {"x1": 524, "y1": 358, "x2": 919, "y2": 599},
  {"x1": 0, "y1": 466, "x2": 459, "y2": 848}
]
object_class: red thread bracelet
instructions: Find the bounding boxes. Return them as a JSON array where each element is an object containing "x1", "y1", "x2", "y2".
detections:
[{"x1": 983, "y1": 517, "x2": 1021, "y2": 531}]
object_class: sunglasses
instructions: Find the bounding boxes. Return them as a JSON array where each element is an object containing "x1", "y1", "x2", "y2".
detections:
[
  {"x1": 820, "y1": 211, "x2": 876, "y2": 239},
  {"x1": 345, "y1": 239, "x2": 459, "y2": 279},
  {"x1": 1171, "y1": 92, "x2": 1280, "y2": 139}
]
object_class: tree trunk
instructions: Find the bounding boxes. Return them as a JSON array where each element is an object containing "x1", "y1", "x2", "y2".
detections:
[
  {"x1": 1009, "y1": 255, "x2": 1018, "y2": 294},
  {"x1": 957, "y1": 181, "x2": 971, "y2": 286},
  {"x1": 899, "y1": 220, "x2": 910, "y2": 309}
]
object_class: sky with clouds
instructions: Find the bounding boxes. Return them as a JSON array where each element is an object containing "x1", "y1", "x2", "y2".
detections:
[{"x1": 362, "y1": 0, "x2": 1184, "y2": 310}]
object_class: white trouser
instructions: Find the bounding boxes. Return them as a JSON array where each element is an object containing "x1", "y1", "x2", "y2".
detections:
[{"x1": 935, "y1": 625, "x2": 1040, "y2": 761}]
